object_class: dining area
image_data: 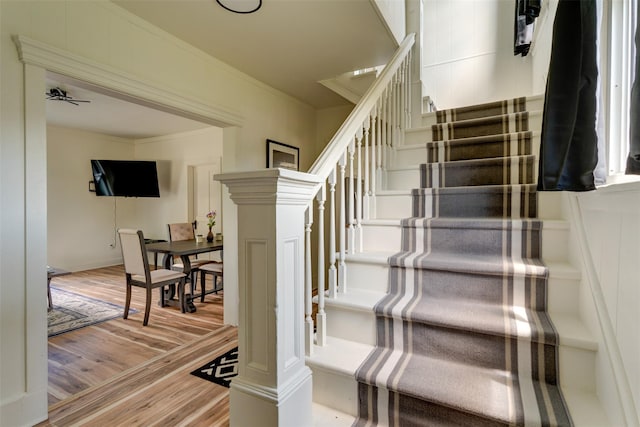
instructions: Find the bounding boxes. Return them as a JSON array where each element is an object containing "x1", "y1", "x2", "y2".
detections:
[{"x1": 117, "y1": 216, "x2": 224, "y2": 326}]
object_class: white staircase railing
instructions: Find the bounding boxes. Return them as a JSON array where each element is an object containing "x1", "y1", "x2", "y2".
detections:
[{"x1": 305, "y1": 34, "x2": 415, "y2": 355}]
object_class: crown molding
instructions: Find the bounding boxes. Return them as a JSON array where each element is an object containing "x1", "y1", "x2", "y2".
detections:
[{"x1": 13, "y1": 35, "x2": 244, "y2": 128}]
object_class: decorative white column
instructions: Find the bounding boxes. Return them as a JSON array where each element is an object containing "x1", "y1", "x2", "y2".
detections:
[{"x1": 217, "y1": 169, "x2": 322, "y2": 427}]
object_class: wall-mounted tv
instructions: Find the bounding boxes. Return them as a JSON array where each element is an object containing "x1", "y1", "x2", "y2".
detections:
[{"x1": 91, "y1": 160, "x2": 160, "y2": 197}]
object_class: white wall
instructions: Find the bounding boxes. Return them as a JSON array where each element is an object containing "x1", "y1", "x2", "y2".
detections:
[
  {"x1": 46, "y1": 125, "x2": 224, "y2": 272},
  {"x1": 315, "y1": 105, "x2": 354, "y2": 157},
  {"x1": 0, "y1": 1, "x2": 319, "y2": 424},
  {"x1": 374, "y1": 0, "x2": 407, "y2": 45},
  {"x1": 422, "y1": 0, "x2": 536, "y2": 109},
  {"x1": 47, "y1": 126, "x2": 136, "y2": 271},
  {"x1": 570, "y1": 184, "x2": 640, "y2": 424},
  {"x1": 134, "y1": 127, "x2": 224, "y2": 241},
  {"x1": 530, "y1": 0, "x2": 558, "y2": 95}
]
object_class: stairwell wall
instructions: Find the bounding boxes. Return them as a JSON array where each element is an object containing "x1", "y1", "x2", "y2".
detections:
[
  {"x1": 566, "y1": 186, "x2": 640, "y2": 425},
  {"x1": 422, "y1": 0, "x2": 535, "y2": 109}
]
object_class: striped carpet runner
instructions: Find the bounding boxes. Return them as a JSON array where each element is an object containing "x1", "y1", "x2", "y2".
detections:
[{"x1": 354, "y1": 99, "x2": 573, "y2": 426}]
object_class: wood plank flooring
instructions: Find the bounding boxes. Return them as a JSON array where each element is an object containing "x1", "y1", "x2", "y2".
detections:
[{"x1": 41, "y1": 265, "x2": 236, "y2": 426}]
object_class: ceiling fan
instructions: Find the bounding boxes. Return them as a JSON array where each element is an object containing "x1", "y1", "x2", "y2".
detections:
[{"x1": 46, "y1": 87, "x2": 91, "y2": 106}]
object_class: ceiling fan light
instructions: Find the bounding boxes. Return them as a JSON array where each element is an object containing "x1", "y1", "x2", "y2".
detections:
[{"x1": 216, "y1": 0, "x2": 262, "y2": 14}]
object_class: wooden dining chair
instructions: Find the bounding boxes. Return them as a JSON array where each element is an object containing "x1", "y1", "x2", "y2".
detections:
[
  {"x1": 167, "y1": 222, "x2": 214, "y2": 296},
  {"x1": 118, "y1": 228, "x2": 187, "y2": 326},
  {"x1": 198, "y1": 262, "x2": 223, "y2": 302}
]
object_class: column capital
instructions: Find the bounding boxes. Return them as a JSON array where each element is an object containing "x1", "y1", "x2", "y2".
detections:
[{"x1": 216, "y1": 168, "x2": 322, "y2": 206}]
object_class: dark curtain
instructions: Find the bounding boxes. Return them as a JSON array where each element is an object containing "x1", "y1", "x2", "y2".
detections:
[
  {"x1": 538, "y1": 0, "x2": 598, "y2": 191},
  {"x1": 514, "y1": 0, "x2": 542, "y2": 56},
  {"x1": 627, "y1": 4, "x2": 640, "y2": 174}
]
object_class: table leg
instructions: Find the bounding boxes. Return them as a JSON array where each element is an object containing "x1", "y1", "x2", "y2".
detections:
[{"x1": 157, "y1": 252, "x2": 197, "y2": 313}]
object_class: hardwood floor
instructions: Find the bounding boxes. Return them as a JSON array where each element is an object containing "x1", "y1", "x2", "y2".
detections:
[{"x1": 41, "y1": 265, "x2": 236, "y2": 426}]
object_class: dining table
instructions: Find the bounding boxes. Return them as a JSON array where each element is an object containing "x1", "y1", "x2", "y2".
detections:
[{"x1": 145, "y1": 239, "x2": 223, "y2": 313}]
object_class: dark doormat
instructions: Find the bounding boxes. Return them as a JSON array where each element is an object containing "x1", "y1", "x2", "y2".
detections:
[{"x1": 190, "y1": 346, "x2": 238, "y2": 388}]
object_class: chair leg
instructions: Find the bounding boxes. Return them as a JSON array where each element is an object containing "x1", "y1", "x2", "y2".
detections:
[
  {"x1": 178, "y1": 279, "x2": 186, "y2": 313},
  {"x1": 124, "y1": 283, "x2": 132, "y2": 319},
  {"x1": 200, "y1": 271, "x2": 207, "y2": 302},
  {"x1": 190, "y1": 271, "x2": 197, "y2": 296},
  {"x1": 143, "y1": 287, "x2": 152, "y2": 326}
]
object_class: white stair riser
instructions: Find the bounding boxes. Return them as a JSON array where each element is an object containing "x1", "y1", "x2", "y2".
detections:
[
  {"x1": 375, "y1": 193, "x2": 412, "y2": 218},
  {"x1": 559, "y1": 345, "x2": 596, "y2": 392},
  {"x1": 325, "y1": 304, "x2": 376, "y2": 345},
  {"x1": 386, "y1": 169, "x2": 420, "y2": 190},
  {"x1": 360, "y1": 223, "x2": 570, "y2": 264},
  {"x1": 405, "y1": 128, "x2": 432, "y2": 145},
  {"x1": 393, "y1": 144, "x2": 427, "y2": 167},
  {"x1": 346, "y1": 261, "x2": 389, "y2": 293},
  {"x1": 310, "y1": 366, "x2": 359, "y2": 416},
  {"x1": 538, "y1": 192, "x2": 563, "y2": 220},
  {"x1": 548, "y1": 276, "x2": 581, "y2": 315}
]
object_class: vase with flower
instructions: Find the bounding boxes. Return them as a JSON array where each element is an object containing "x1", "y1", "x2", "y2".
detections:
[{"x1": 206, "y1": 210, "x2": 216, "y2": 242}]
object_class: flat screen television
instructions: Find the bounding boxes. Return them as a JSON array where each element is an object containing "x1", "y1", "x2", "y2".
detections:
[{"x1": 91, "y1": 160, "x2": 160, "y2": 197}]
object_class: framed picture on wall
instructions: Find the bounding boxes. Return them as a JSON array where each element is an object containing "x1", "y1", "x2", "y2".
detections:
[{"x1": 266, "y1": 139, "x2": 299, "y2": 171}]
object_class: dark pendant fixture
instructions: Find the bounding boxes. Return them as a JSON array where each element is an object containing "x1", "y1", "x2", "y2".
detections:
[{"x1": 216, "y1": 0, "x2": 262, "y2": 14}]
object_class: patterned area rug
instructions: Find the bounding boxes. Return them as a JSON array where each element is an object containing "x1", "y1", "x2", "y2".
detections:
[
  {"x1": 190, "y1": 347, "x2": 238, "y2": 388},
  {"x1": 48, "y1": 287, "x2": 132, "y2": 337}
]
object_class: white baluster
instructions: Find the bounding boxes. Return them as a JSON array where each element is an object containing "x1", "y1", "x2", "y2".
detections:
[
  {"x1": 304, "y1": 203, "x2": 314, "y2": 356},
  {"x1": 328, "y1": 167, "x2": 337, "y2": 298},
  {"x1": 363, "y1": 117, "x2": 371, "y2": 221},
  {"x1": 381, "y1": 88, "x2": 388, "y2": 187},
  {"x1": 395, "y1": 71, "x2": 401, "y2": 149},
  {"x1": 347, "y1": 138, "x2": 356, "y2": 254},
  {"x1": 405, "y1": 52, "x2": 412, "y2": 130},
  {"x1": 370, "y1": 107, "x2": 377, "y2": 218},
  {"x1": 400, "y1": 60, "x2": 407, "y2": 146},
  {"x1": 316, "y1": 184, "x2": 326, "y2": 347},
  {"x1": 355, "y1": 128, "x2": 363, "y2": 253},
  {"x1": 338, "y1": 151, "x2": 347, "y2": 293}
]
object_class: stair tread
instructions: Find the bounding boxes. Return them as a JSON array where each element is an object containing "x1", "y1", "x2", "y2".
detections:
[
  {"x1": 363, "y1": 217, "x2": 569, "y2": 230},
  {"x1": 346, "y1": 251, "x2": 581, "y2": 279},
  {"x1": 360, "y1": 349, "x2": 565, "y2": 425},
  {"x1": 323, "y1": 288, "x2": 386, "y2": 311},
  {"x1": 376, "y1": 295, "x2": 559, "y2": 345},
  {"x1": 415, "y1": 109, "x2": 542, "y2": 129},
  {"x1": 424, "y1": 130, "x2": 539, "y2": 148},
  {"x1": 388, "y1": 250, "x2": 548, "y2": 277},
  {"x1": 412, "y1": 183, "x2": 538, "y2": 193},
  {"x1": 420, "y1": 94, "x2": 544, "y2": 120},
  {"x1": 549, "y1": 312, "x2": 598, "y2": 351},
  {"x1": 422, "y1": 153, "x2": 536, "y2": 167},
  {"x1": 347, "y1": 251, "x2": 580, "y2": 279},
  {"x1": 307, "y1": 336, "x2": 374, "y2": 376}
]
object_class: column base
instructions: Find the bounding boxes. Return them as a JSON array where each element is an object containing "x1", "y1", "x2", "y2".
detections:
[{"x1": 230, "y1": 368, "x2": 313, "y2": 427}]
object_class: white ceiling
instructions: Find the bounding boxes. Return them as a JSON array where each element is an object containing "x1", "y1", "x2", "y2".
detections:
[
  {"x1": 46, "y1": 74, "x2": 212, "y2": 139},
  {"x1": 46, "y1": 0, "x2": 397, "y2": 139},
  {"x1": 113, "y1": 0, "x2": 398, "y2": 109}
]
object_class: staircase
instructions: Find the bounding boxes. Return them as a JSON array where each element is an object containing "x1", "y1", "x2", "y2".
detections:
[{"x1": 308, "y1": 96, "x2": 611, "y2": 426}]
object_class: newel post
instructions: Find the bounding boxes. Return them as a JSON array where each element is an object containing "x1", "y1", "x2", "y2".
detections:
[{"x1": 217, "y1": 169, "x2": 322, "y2": 427}]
